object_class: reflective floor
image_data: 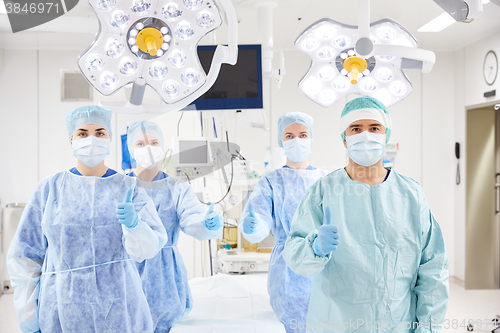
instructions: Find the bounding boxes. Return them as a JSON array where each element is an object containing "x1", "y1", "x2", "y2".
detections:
[{"x1": 0, "y1": 278, "x2": 498, "y2": 333}]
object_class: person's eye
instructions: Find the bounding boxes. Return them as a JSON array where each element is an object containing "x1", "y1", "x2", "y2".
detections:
[
  {"x1": 286, "y1": 135, "x2": 292, "y2": 139},
  {"x1": 300, "y1": 134, "x2": 308, "y2": 138},
  {"x1": 371, "y1": 127, "x2": 379, "y2": 131},
  {"x1": 78, "y1": 132, "x2": 86, "y2": 137}
]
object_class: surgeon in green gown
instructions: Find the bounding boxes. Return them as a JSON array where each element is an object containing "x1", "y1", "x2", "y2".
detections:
[{"x1": 283, "y1": 96, "x2": 449, "y2": 333}]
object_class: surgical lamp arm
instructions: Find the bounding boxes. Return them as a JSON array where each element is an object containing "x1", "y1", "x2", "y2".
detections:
[{"x1": 372, "y1": 44, "x2": 436, "y2": 73}]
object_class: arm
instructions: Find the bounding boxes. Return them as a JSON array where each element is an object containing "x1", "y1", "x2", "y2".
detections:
[
  {"x1": 238, "y1": 176, "x2": 273, "y2": 244},
  {"x1": 414, "y1": 191, "x2": 449, "y2": 333},
  {"x1": 121, "y1": 187, "x2": 167, "y2": 262},
  {"x1": 175, "y1": 180, "x2": 222, "y2": 241},
  {"x1": 7, "y1": 182, "x2": 48, "y2": 333},
  {"x1": 282, "y1": 180, "x2": 332, "y2": 277}
]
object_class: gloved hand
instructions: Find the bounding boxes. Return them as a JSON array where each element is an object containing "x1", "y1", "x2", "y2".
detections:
[
  {"x1": 205, "y1": 203, "x2": 222, "y2": 231},
  {"x1": 313, "y1": 206, "x2": 339, "y2": 256},
  {"x1": 242, "y1": 203, "x2": 258, "y2": 234},
  {"x1": 117, "y1": 188, "x2": 138, "y2": 228}
]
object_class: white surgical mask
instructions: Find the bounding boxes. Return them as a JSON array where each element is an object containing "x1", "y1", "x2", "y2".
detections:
[
  {"x1": 283, "y1": 138, "x2": 311, "y2": 162},
  {"x1": 134, "y1": 145, "x2": 164, "y2": 169},
  {"x1": 346, "y1": 131, "x2": 386, "y2": 167},
  {"x1": 72, "y1": 136, "x2": 110, "y2": 168}
]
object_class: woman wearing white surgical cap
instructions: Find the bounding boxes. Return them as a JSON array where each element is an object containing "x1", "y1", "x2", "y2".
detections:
[
  {"x1": 127, "y1": 120, "x2": 223, "y2": 333},
  {"x1": 7, "y1": 106, "x2": 167, "y2": 333},
  {"x1": 238, "y1": 112, "x2": 328, "y2": 333}
]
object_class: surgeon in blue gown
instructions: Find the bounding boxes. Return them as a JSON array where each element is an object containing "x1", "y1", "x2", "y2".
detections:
[
  {"x1": 126, "y1": 121, "x2": 223, "y2": 332},
  {"x1": 283, "y1": 97, "x2": 449, "y2": 333},
  {"x1": 238, "y1": 112, "x2": 328, "y2": 333},
  {"x1": 7, "y1": 106, "x2": 167, "y2": 333}
]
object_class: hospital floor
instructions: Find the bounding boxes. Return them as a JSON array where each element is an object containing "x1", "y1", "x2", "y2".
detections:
[{"x1": 0, "y1": 278, "x2": 498, "y2": 333}]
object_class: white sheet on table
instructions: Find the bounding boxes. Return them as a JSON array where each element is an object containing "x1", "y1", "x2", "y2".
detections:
[{"x1": 170, "y1": 273, "x2": 286, "y2": 333}]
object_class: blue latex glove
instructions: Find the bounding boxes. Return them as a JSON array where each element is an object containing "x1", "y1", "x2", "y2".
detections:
[
  {"x1": 313, "y1": 206, "x2": 339, "y2": 256},
  {"x1": 117, "y1": 188, "x2": 138, "y2": 228},
  {"x1": 205, "y1": 203, "x2": 222, "y2": 231},
  {"x1": 242, "y1": 203, "x2": 258, "y2": 234}
]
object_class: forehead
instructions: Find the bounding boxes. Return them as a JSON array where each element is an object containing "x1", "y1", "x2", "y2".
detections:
[
  {"x1": 134, "y1": 135, "x2": 160, "y2": 143},
  {"x1": 348, "y1": 119, "x2": 383, "y2": 127},
  {"x1": 283, "y1": 123, "x2": 309, "y2": 133},
  {"x1": 76, "y1": 123, "x2": 108, "y2": 131}
]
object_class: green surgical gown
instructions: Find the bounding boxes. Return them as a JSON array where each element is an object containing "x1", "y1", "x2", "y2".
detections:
[{"x1": 283, "y1": 168, "x2": 449, "y2": 333}]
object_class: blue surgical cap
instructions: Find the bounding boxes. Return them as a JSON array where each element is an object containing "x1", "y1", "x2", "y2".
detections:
[
  {"x1": 127, "y1": 121, "x2": 165, "y2": 157},
  {"x1": 66, "y1": 105, "x2": 113, "y2": 142},
  {"x1": 340, "y1": 96, "x2": 392, "y2": 144},
  {"x1": 277, "y1": 112, "x2": 314, "y2": 148}
]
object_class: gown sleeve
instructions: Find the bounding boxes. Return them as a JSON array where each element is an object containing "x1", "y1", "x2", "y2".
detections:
[
  {"x1": 414, "y1": 188, "x2": 449, "y2": 333},
  {"x1": 282, "y1": 179, "x2": 332, "y2": 277},
  {"x1": 7, "y1": 179, "x2": 50, "y2": 333},
  {"x1": 122, "y1": 186, "x2": 168, "y2": 262},
  {"x1": 238, "y1": 175, "x2": 273, "y2": 244},
  {"x1": 174, "y1": 179, "x2": 223, "y2": 241}
]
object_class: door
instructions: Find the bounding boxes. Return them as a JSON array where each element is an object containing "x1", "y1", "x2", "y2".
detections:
[{"x1": 466, "y1": 106, "x2": 500, "y2": 289}]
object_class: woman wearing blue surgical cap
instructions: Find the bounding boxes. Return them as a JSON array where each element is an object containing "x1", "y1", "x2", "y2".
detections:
[
  {"x1": 126, "y1": 120, "x2": 223, "y2": 332},
  {"x1": 283, "y1": 97, "x2": 449, "y2": 333},
  {"x1": 238, "y1": 112, "x2": 328, "y2": 333},
  {"x1": 7, "y1": 106, "x2": 167, "y2": 333}
]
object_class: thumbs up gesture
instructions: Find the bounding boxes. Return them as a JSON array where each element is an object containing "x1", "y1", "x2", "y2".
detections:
[
  {"x1": 204, "y1": 203, "x2": 222, "y2": 231},
  {"x1": 242, "y1": 203, "x2": 258, "y2": 235},
  {"x1": 117, "y1": 188, "x2": 138, "y2": 228},
  {"x1": 312, "y1": 206, "x2": 339, "y2": 256}
]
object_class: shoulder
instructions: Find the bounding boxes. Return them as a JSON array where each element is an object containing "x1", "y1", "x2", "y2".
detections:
[{"x1": 390, "y1": 170, "x2": 422, "y2": 192}]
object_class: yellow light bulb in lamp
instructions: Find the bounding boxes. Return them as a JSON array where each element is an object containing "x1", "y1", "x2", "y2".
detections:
[
  {"x1": 136, "y1": 27, "x2": 164, "y2": 56},
  {"x1": 343, "y1": 56, "x2": 368, "y2": 84}
]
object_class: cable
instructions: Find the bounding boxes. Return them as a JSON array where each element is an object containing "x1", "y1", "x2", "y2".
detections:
[
  {"x1": 198, "y1": 156, "x2": 236, "y2": 205},
  {"x1": 177, "y1": 112, "x2": 184, "y2": 137},
  {"x1": 183, "y1": 172, "x2": 191, "y2": 184},
  {"x1": 212, "y1": 117, "x2": 218, "y2": 138},
  {"x1": 208, "y1": 239, "x2": 213, "y2": 276}
]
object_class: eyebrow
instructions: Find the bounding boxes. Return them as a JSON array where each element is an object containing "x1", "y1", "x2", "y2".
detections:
[
  {"x1": 95, "y1": 128, "x2": 106, "y2": 131},
  {"x1": 77, "y1": 128, "x2": 88, "y2": 132}
]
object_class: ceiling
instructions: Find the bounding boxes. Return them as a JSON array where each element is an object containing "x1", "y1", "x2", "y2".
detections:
[{"x1": 0, "y1": 0, "x2": 499, "y2": 52}]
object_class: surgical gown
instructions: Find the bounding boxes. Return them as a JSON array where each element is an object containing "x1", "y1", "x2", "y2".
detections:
[
  {"x1": 239, "y1": 166, "x2": 328, "y2": 333},
  {"x1": 283, "y1": 168, "x2": 449, "y2": 333},
  {"x1": 129, "y1": 171, "x2": 223, "y2": 332},
  {"x1": 7, "y1": 170, "x2": 167, "y2": 333}
]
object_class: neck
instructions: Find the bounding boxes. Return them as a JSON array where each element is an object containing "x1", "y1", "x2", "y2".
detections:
[
  {"x1": 345, "y1": 158, "x2": 387, "y2": 185},
  {"x1": 286, "y1": 158, "x2": 308, "y2": 170},
  {"x1": 135, "y1": 165, "x2": 160, "y2": 182},
  {"x1": 76, "y1": 161, "x2": 108, "y2": 177}
]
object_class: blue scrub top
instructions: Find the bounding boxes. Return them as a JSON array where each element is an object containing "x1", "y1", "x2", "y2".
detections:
[{"x1": 69, "y1": 167, "x2": 117, "y2": 178}]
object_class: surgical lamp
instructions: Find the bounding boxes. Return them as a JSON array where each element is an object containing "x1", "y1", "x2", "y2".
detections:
[
  {"x1": 296, "y1": 0, "x2": 436, "y2": 107},
  {"x1": 78, "y1": 0, "x2": 238, "y2": 113}
]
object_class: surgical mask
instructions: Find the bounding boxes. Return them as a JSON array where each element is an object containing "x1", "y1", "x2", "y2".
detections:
[
  {"x1": 72, "y1": 136, "x2": 110, "y2": 167},
  {"x1": 283, "y1": 138, "x2": 311, "y2": 162},
  {"x1": 134, "y1": 145, "x2": 163, "y2": 169},
  {"x1": 346, "y1": 131, "x2": 386, "y2": 167}
]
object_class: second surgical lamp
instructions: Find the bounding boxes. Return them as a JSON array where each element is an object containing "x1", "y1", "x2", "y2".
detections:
[{"x1": 296, "y1": 0, "x2": 437, "y2": 107}]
